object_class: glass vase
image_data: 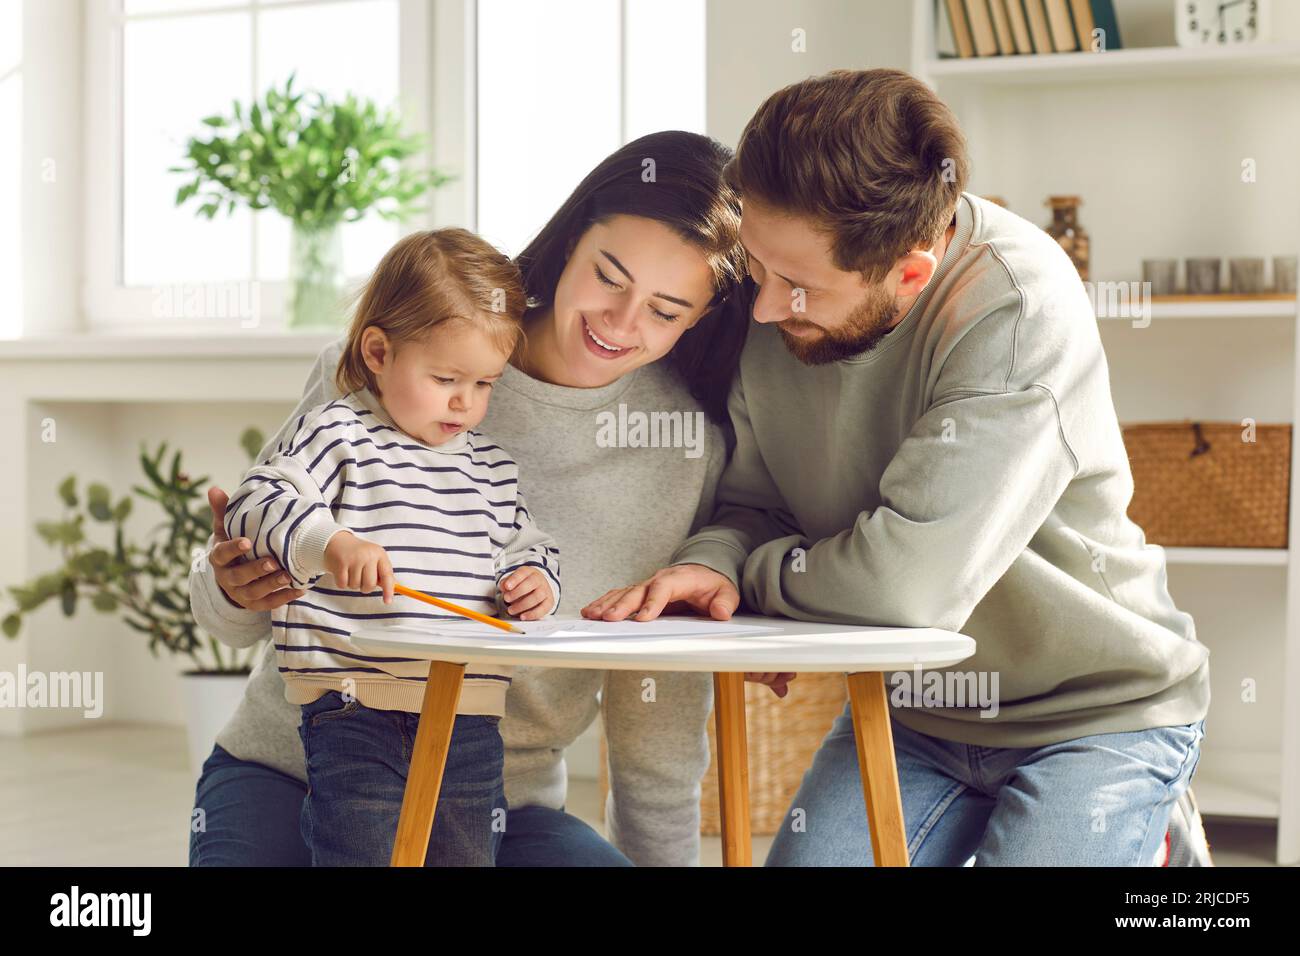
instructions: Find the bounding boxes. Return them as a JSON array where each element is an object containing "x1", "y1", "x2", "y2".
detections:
[{"x1": 288, "y1": 221, "x2": 344, "y2": 329}]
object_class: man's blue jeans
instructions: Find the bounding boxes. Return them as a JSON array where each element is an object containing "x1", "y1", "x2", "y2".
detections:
[{"x1": 766, "y1": 705, "x2": 1206, "y2": 866}]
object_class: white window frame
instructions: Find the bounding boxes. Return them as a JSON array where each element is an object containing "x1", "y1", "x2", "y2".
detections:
[
  {"x1": 471, "y1": 0, "x2": 707, "y2": 257},
  {"x1": 1, "y1": 1, "x2": 22, "y2": 341},
  {"x1": 82, "y1": 0, "x2": 467, "y2": 332}
]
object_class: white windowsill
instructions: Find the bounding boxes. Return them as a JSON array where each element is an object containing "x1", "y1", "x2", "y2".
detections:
[{"x1": 0, "y1": 329, "x2": 342, "y2": 361}]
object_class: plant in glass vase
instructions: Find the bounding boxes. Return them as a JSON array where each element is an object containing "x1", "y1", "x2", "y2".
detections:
[{"x1": 169, "y1": 72, "x2": 451, "y2": 329}]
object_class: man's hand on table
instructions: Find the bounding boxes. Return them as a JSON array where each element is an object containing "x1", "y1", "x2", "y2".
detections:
[
  {"x1": 581, "y1": 563, "x2": 796, "y2": 698},
  {"x1": 206, "y1": 486, "x2": 307, "y2": 612}
]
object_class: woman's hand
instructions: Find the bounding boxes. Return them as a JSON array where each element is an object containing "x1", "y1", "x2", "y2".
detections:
[
  {"x1": 581, "y1": 564, "x2": 793, "y2": 695},
  {"x1": 206, "y1": 486, "x2": 306, "y2": 611},
  {"x1": 500, "y1": 567, "x2": 555, "y2": 620}
]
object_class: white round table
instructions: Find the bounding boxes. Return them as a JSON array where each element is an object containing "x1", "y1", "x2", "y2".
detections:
[{"x1": 352, "y1": 614, "x2": 975, "y2": 867}]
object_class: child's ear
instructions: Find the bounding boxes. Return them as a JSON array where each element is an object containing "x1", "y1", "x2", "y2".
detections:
[{"x1": 359, "y1": 327, "x2": 389, "y2": 376}]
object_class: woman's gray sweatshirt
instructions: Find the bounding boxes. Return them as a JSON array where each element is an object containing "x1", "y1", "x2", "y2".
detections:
[{"x1": 189, "y1": 338, "x2": 726, "y2": 866}]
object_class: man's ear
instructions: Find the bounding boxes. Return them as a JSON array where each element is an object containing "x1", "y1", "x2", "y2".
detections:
[
  {"x1": 893, "y1": 249, "x2": 939, "y2": 299},
  {"x1": 359, "y1": 326, "x2": 389, "y2": 377}
]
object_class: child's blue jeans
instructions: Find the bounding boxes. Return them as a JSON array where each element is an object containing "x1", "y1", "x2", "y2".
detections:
[
  {"x1": 297, "y1": 689, "x2": 506, "y2": 866},
  {"x1": 766, "y1": 707, "x2": 1205, "y2": 866}
]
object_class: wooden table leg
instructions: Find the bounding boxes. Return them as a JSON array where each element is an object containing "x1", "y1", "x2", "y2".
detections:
[
  {"x1": 390, "y1": 660, "x2": 465, "y2": 867},
  {"x1": 846, "y1": 671, "x2": 910, "y2": 867},
  {"x1": 713, "y1": 672, "x2": 752, "y2": 867}
]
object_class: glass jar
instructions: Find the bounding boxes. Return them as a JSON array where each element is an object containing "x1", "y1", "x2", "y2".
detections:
[{"x1": 1044, "y1": 195, "x2": 1090, "y2": 281}]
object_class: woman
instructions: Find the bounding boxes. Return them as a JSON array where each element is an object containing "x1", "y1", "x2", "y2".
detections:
[{"x1": 188, "y1": 130, "x2": 756, "y2": 866}]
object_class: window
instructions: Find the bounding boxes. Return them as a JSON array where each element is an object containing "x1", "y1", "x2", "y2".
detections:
[
  {"x1": 87, "y1": 0, "x2": 430, "y2": 329},
  {"x1": 0, "y1": 0, "x2": 20, "y2": 340},
  {"x1": 475, "y1": 0, "x2": 706, "y2": 257},
  {"x1": 83, "y1": 0, "x2": 706, "y2": 331}
]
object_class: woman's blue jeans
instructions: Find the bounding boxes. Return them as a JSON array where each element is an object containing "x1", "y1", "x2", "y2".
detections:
[
  {"x1": 766, "y1": 705, "x2": 1206, "y2": 866},
  {"x1": 190, "y1": 732, "x2": 633, "y2": 867}
]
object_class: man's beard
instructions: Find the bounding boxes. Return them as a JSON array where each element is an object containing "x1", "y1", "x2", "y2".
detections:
[{"x1": 775, "y1": 283, "x2": 899, "y2": 366}]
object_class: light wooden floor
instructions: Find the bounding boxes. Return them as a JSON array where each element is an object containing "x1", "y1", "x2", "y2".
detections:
[{"x1": 0, "y1": 723, "x2": 1283, "y2": 867}]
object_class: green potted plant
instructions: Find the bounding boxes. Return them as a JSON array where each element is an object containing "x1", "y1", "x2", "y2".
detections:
[
  {"x1": 169, "y1": 72, "x2": 451, "y2": 329},
  {"x1": 3, "y1": 429, "x2": 267, "y2": 772}
]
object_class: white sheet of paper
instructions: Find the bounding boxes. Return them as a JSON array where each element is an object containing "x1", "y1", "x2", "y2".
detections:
[{"x1": 414, "y1": 616, "x2": 781, "y2": 639}]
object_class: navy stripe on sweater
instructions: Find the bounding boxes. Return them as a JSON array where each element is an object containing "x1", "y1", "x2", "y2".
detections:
[
  {"x1": 318, "y1": 455, "x2": 518, "y2": 499},
  {"x1": 278, "y1": 664, "x2": 511, "y2": 683}
]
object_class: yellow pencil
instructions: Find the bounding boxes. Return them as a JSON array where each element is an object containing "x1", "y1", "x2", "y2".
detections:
[{"x1": 393, "y1": 582, "x2": 524, "y2": 634}]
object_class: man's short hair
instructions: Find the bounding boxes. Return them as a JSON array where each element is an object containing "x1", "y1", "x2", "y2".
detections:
[{"x1": 728, "y1": 68, "x2": 970, "y2": 284}]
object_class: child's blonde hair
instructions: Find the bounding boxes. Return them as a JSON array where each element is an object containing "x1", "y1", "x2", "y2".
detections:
[{"x1": 336, "y1": 228, "x2": 526, "y2": 398}]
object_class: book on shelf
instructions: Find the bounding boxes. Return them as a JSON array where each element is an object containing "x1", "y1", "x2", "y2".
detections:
[
  {"x1": 1069, "y1": 0, "x2": 1096, "y2": 50},
  {"x1": 964, "y1": 0, "x2": 1000, "y2": 56},
  {"x1": 1044, "y1": 0, "x2": 1079, "y2": 51},
  {"x1": 988, "y1": 0, "x2": 1017, "y2": 54},
  {"x1": 937, "y1": 0, "x2": 1122, "y2": 58},
  {"x1": 1089, "y1": 0, "x2": 1123, "y2": 51},
  {"x1": 941, "y1": 0, "x2": 975, "y2": 57},
  {"x1": 1022, "y1": 0, "x2": 1055, "y2": 53},
  {"x1": 1005, "y1": 0, "x2": 1034, "y2": 53}
]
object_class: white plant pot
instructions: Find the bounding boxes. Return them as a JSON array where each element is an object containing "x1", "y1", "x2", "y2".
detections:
[{"x1": 181, "y1": 672, "x2": 249, "y2": 776}]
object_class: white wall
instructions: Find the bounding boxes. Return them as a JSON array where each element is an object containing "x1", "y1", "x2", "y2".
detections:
[
  {"x1": 962, "y1": 79, "x2": 1300, "y2": 284},
  {"x1": 705, "y1": 0, "x2": 913, "y2": 148},
  {"x1": 20, "y1": 0, "x2": 81, "y2": 338}
]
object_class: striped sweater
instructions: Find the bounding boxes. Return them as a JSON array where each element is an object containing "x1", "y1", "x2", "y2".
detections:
[{"x1": 221, "y1": 385, "x2": 560, "y2": 717}]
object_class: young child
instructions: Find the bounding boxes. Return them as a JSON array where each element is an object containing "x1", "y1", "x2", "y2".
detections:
[{"x1": 222, "y1": 228, "x2": 560, "y2": 866}]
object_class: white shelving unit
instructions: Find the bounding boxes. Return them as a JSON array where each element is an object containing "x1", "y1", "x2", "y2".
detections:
[
  {"x1": 925, "y1": 41, "x2": 1300, "y2": 83},
  {"x1": 1095, "y1": 298, "x2": 1297, "y2": 322},
  {"x1": 1165, "y1": 548, "x2": 1289, "y2": 567},
  {"x1": 912, "y1": 0, "x2": 1300, "y2": 864}
]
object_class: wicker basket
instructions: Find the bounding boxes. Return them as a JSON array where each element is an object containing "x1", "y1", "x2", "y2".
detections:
[
  {"x1": 1122, "y1": 421, "x2": 1291, "y2": 548},
  {"x1": 597, "y1": 672, "x2": 849, "y2": 835}
]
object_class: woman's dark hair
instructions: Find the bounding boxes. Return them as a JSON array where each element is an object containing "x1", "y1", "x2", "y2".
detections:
[{"x1": 515, "y1": 130, "x2": 750, "y2": 434}]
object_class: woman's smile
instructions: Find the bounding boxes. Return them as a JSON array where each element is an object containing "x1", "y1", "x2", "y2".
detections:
[{"x1": 580, "y1": 315, "x2": 635, "y2": 360}]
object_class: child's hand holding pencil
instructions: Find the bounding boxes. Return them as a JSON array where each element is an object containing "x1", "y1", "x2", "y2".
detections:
[
  {"x1": 324, "y1": 530, "x2": 543, "y2": 633},
  {"x1": 324, "y1": 531, "x2": 395, "y2": 604}
]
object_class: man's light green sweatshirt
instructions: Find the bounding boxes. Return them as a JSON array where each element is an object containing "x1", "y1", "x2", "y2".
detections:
[{"x1": 671, "y1": 192, "x2": 1210, "y2": 747}]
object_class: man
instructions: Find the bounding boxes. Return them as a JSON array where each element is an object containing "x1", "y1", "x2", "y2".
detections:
[{"x1": 582, "y1": 69, "x2": 1210, "y2": 866}]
